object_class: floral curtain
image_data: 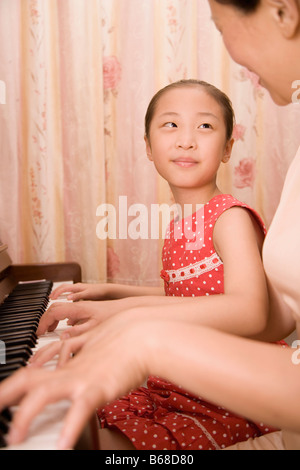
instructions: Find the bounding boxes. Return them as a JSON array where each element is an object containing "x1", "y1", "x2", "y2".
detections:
[{"x1": 1, "y1": 0, "x2": 300, "y2": 284}]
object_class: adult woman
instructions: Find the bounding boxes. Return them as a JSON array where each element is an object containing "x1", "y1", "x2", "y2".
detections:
[{"x1": 0, "y1": 0, "x2": 300, "y2": 450}]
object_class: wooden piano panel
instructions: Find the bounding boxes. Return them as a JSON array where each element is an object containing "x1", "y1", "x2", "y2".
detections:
[
  {"x1": 0, "y1": 244, "x2": 15, "y2": 304},
  {"x1": 0, "y1": 242, "x2": 82, "y2": 302}
]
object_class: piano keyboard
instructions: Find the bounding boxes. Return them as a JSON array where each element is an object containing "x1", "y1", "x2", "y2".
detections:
[
  {"x1": 0, "y1": 281, "x2": 81, "y2": 450},
  {"x1": 0, "y1": 280, "x2": 53, "y2": 382}
]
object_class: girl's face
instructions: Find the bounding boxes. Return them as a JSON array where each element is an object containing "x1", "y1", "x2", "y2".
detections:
[
  {"x1": 208, "y1": 0, "x2": 298, "y2": 105},
  {"x1": 145, "y1": 86, "x2": 233, "y2": 198}
]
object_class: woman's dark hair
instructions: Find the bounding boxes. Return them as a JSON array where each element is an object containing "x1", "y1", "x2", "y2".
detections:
[
  {"x1": 214, "y1": 0, "x2": 260, "y2": 12},
  {"x1": 145, "y1": 79, "x2": 235, "y2": 142}
]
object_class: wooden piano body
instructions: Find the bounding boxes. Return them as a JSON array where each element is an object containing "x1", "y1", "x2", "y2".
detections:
[
  {"x1": 0, "y1": 242, "x2": 99, "y2": 450},
  {"x1": 0, "y1": 243, "x2": 82, "y2": 304}
]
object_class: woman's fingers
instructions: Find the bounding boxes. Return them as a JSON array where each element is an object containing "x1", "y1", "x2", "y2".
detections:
[
  {"x1": 0, "y1": 364, "x2": 94, "y2": 449},
  {"x1": 37, "y1": 302, "x2": 88, "y2": 335},
  {"x1": 30, "y1": 334, "x2": 86, "y2": 367},
  {"x1": 0, "y1": 316, "x2": 150, "y2": 449},
  {"x1": 29, "y1": 342, "x2": 62, "y2": 366},
  {"x1": 57, "y1": 336, "x2": 86, "y2": 367},
  {"x1": 57, "y1": 397, "x2": 97, "y2": 450}
]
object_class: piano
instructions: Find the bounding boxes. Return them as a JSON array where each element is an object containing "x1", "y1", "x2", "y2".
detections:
[{"x1": 0, "y1": 242, "x2": 99, "y2": 450}]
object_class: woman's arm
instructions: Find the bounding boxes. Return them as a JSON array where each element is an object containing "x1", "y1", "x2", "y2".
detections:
[
  {"x1": 151, "y1": 322, "x2": 300, "y2": 433},
  {"x1": 2, "y1": 317, "x2": 300, "y2": 449}
]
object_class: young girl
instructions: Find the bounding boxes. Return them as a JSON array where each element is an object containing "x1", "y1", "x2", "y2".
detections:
[
  {"x1": 95, "y1": 80, "x2": 277, "y2": 450},
  {"x1": 34, "y1": 79, "x2": 276, "y2": 450},
  {"x1": 41, "y1": 80, "x2": 267, "y2": 340}
]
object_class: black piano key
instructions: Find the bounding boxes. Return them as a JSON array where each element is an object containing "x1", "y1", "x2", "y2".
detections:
[
  {"x1": 3, "y1": 285, "x2": 50, "y2": 293},
  {"x1": 2, "y1": 294, "x2": 49, "y2": 303},
  {"x1": 0, "y1": 336, "x2": 36, "y2": 349},
  {"x1": 0, "y1": 316, "x2": 42, "y2": 327},
  {"x1": 0, "y1": 414, "x2": 9, "y2": 434},
  {"x1": 0, "y1": 330, "x2": 37, "y2": 342},
  {"x1": 0, "y1": 324, "x2": 38, "y2": 334},
  {"x1": 0, "y1": 280, "x2": 53, "y2": 385},
  {"x1": 0, "y1": 301, "x2": 48, "y2": 311},
  {"x1": 0, "y1": 407, "x2": 12, "y2": 448},
  {"x1": 0, "y1": 313, "x2": 44, "y2": 322},
  {"x1": 5, "y1": 347, "x2": 33, "y2": 361},
  {"x1": 0, "y1": 361, "x2": 27, "y2": 381},
  {"x1": 0, "y1": 317, "x2": 40, "y2": 327},
  {"x1": 12, "y1": 281, "x2": 52, "y2": 294},
  {"x1": 3, "y1": 291, "x2": 49, "y2": 298},
  {"x1": 0, "y1": 305, "x2": 46, "y2": 314},
  {"x1": 1, "y1": 408, "x2": 12, "y2": 422},
  {"x1": 3, "y1": 357, "x2": 27, "y2": 367},
  {"x1": 0, "y1": 432, "x2": 7, "y2": 448},
  {"x1": 0, "y1": 313, "x2": 40, "y2": 328},
  {"x1": 1, "y1": 330, "x2": 37, "y2": 343},
  {"x1": 0, "y1": 408, "x2": 11, "y2": 446}
]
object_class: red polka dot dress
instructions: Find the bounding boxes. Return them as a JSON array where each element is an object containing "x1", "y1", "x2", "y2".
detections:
[
  {"x1": 160, "y1": 194, "x2": 266, "y2": 297},
  {"x1": 98, "y1": 194, "x2": 277, "y2": 450}
]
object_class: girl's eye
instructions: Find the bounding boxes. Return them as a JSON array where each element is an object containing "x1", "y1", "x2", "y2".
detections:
[
  {"x1": 199, "y1": 123, "x2": 212, "y2": 129},
  {"x1": 164, "y1": 122, "x2": 177, "y2": 128}
]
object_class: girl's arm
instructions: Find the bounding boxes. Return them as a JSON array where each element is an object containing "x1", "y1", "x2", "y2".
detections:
[
  {"x1": 103, "y1": 207, "x2": 271, "y2": 337},
  {"x1": 50, "y1": 281, "x2": 165, "y2": 301},
  {"x1": 39, "y1": 206, "x2": 273, "y2": 338}
]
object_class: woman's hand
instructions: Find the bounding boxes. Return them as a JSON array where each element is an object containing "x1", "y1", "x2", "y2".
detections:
[
  {"x1": 34, "y1": 306, "x2": 149, "y2": 367},
  {"x1": 29, "y1": 333, "x2": 87, "y2": 367},
  {"x1": 0, "y1": 315, "x2": 153, "y2": 449},
  {"x1": 37, "y1": 298, "x2": 136, "y2": 336},
  {"x1": 37, "y1": 301, "x2": 98, "y2": 335}
]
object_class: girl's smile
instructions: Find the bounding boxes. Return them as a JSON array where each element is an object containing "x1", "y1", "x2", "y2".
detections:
[{"x1": 172, "y1": 157, "x2": 198, "y2": 168}]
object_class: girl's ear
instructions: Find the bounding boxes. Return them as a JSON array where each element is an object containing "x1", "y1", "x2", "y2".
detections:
[
  {"x1": 144, "y1": 135, "x2": 153, "y2": 161},
  {"x1": 266, "y1": 0, "x2": 300, "y2": 38},
  {"x1": 222, "y1": 138, "x2": 234, "y2": 163}
]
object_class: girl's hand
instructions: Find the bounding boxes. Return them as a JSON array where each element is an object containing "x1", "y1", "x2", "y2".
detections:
[{"x1": 49, "y1": 282, "x2": 108, "y2": 301}]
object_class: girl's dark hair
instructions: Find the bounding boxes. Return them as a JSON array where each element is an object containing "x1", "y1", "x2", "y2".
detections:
[
  {"x1": 145, "y1": 79, "x2": 235, "y2": 142},
  {"x1": 214, "y1": 0, "x2": 260, "y2": 13}
]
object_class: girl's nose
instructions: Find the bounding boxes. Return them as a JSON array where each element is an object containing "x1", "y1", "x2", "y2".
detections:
[{"x1": 175, "y1": 131, "x2": 197, "y2": 150}]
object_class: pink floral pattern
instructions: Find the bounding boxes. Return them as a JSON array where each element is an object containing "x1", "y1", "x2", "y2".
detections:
[
  {"x1": 103, "y1": 56, "x2": 122, "y2": 91},
  {"x1": 234, "y1": 158, "x2": 256, "y2": 189},
  {"x1": 238, "y1": 67, "x2": 265, "y2": 99},
  {"x1": 165, "y1": 0, "x2": 190, "y2": 81},
  {"x1": 232, "y1": 124, "x2": 246, "y2": 141},
  {"x1": 29, "y1": 0, "x2": 40, "y2": 25},
  {"x1": 107, "y1": 247, "x2": 120, "y2": 278},
  {"x1": 29, "y1": 166, "x2": 43, "y2": 225}
]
